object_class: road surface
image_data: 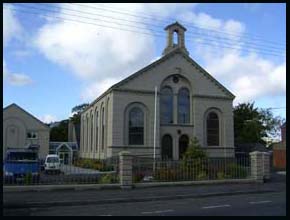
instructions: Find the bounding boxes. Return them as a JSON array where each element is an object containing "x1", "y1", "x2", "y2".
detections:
[{"x1": 4, "y1": 191, "x2": 285, "y2": 216}]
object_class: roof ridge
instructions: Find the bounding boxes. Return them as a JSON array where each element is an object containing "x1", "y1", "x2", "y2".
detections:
[{"x1": 3, "y1": 103, "x2": 50, "y2": 129}]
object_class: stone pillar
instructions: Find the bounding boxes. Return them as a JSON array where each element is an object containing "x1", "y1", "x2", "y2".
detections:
[
  {"x1": 249, "y1": 151, "x2": 264, "y2": 183},
  {"x1": 119, "y1": 151, "x2": 133, "y2": 189},
  {"x1": 179, "y1": 30, "x2": 185, "y2": 48},
  {"x1": 262, "y1": 152, "x2": 271, "y2": 180},
  {"x1": 167, "y1": 30, "x2": 173, "y2": 48}
]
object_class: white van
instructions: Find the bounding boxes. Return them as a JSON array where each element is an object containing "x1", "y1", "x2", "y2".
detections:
[{"x1": 44, "y1": 154, "x2": 61, "y2": 174}]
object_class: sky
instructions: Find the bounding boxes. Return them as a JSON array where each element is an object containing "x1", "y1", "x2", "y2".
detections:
[{"x1": 3, "y1": 3, "x2": 286, "y2": 124}]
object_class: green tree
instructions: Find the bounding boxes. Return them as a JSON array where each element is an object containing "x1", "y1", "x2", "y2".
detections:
[
  {"x1": 182, "y1": 137, "x2": 207, "y2": 160},
  {"x1": 234, "y1": 102, "x2": 284, "y2": 145},
  {"x1": 49, "y1": 120, "x2": 69, "y2": 141},
  {"x1": 70, "y1": 103, "x2": 89, "y2": 125}
]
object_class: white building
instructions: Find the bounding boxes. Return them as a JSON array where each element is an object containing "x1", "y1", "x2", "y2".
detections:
[
  {"x1": 80, "y1": 22, "x2": 235, "y2": 160},
  {"x1": 3, "y1": 103, "x2": 50, "y2": 159}
]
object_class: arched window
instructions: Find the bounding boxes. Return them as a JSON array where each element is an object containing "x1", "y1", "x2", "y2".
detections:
[
  {"x1": 173, "y1": 31, "x2": 178, "y2": 45},
  {"x1": 86, "y1": 116, "x2": 89, "y2": 152},
  {"x1": 207, "y1": 112, "x2": 219, "y2": 146},
  {"x1": 82, "y1": 117, "x2": 85, "y2": 152},
  {"x1": 95, "y1": 110, "x2": 98, "y2": 152},
  {"x1": 101, "y1": 106, "x2": 105, "y2": 150},
  {"x1": 178, "y1": 88, "x2": 190, "y2": 124},
  {"x1": 91, "y1": 113, "x2": 93, "y2": 152},
  {"x1": 160, "y1": 87, "x2": 173, "y2": 124},
  {"x1": 179, "y1": 135, "x2": 189, "y2": 159},
  {"x1": 129, "y1": 107, "x2": 144, "y2": 145},
  {"x1": 161, "y1": 135, "x2": 173, "y2": 160}
]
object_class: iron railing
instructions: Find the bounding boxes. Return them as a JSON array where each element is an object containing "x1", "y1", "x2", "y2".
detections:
[
  {"x1": 132, "y1": 156, "x2": 251, "y2": 183},
  {"x1": 3, "y1": 156, "x2": 119, "y2": 185}
]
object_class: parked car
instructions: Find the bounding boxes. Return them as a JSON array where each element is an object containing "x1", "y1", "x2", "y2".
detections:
[
  {"x1": 3, "y1": 148, "x2": 40, "y2": 184},
  {"x1": 44, "y1": 154, "x2": 61, "y2": 174}
]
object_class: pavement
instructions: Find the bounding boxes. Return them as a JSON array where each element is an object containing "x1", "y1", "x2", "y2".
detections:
[{"x1": 3, "y1": 172, "x2": 285, "y2": 210}]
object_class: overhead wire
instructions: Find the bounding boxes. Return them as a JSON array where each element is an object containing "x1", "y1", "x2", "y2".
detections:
[
  {"x1": 76, "y1": 2, "x2": 285, "y2": 47},
  {"x1": 31, "y1": 3, "x2": 286, "y2": 52},
  {"x1": 4, "y1": 5, "x2": 285, "y2": 57}
]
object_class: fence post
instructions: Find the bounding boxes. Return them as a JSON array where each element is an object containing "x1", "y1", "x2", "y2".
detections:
[
  {"x1": 249, "y1": 151, "x2": 264, "y2": 183},
  {"x1": 262, "y1": 152, "x2": 271, "y2": 181},
  {"x1": 119, "y1": 151, "x2": 133, "y2": 189}
]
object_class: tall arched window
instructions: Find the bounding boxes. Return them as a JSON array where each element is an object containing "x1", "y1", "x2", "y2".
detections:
[
  {"x1": 101, "y1": 106, "x2": 105, "y2": 150},
  {"x1": 178, "y1": 88, "x2": 190, "y2": 124},
  {"x1": 129, "y1": 107, "x2": 144, "y2": 145},
  {"x1": 91, "y1": 113, "x2": 93, "y2": 152},
  {"x1": 95, "y1": 110, "x2": 98, "y2": 152},
  {"x1": 82, "y1": 117, "x2": 85, "y2": 152},
  {"x1": 161, "y1": 135, "x2": 173, "y2": 160},
  {"x1": 173, "y1": 31, "x2": 178, "y2": 45},
  {"x1": 86, "y1": 116, "x2": 89, "y2": 152},
  {"x1": 207, "y1": 112, "x2": 219, "y2": 146},
  {"x1": 160, "y1": 87, "x2": 173, "y2": 124}
]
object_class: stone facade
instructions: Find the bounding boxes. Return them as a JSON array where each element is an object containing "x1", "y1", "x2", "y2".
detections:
[
  {"x1": 119, "y1": 151, "x2": 133, "y2": 189},
  {"x1": 3, "y1": 103, "x2": 50, "y2": 159},
  {"x1": 80, "y1": 22, "x2": 235, "y2": 160}
]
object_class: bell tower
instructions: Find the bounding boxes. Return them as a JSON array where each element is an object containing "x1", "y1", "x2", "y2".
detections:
[{"x1": 162, "y1": 22, "x2": 189, "y2": 56}]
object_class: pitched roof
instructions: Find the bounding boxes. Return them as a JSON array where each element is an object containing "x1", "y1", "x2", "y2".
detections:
[
  {"x1": 49, "y1": 142, "x2": 79, "y2": 151},
  {"x1": 164, "y1": 21, "x2": 187, "y2": 31},
  {"x1": 82, "y1": 48, "x2": 235, "y2": 113},
  {"x1": 3, "y1": 103, "x2": 50, "y2": 130},
  {"x1": 111, "y1": 48, "x2": 235, "y2": 98}
]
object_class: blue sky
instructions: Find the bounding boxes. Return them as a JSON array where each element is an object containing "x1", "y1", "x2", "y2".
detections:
[{"x1": 3, "y1": 3, "x2": 286, "y2": 123}]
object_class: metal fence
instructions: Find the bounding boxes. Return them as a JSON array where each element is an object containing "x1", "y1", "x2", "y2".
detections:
[
  {"x1": 3, "y1": 156, "x2": 119, "y2": 186},
  {"x1": 132, "y1": 156, "x2": 251, "y2": 183}
]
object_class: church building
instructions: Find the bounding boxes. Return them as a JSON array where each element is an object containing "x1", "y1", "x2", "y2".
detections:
[{"x1": 80, "y1": 22, "x2": 235, "y2": 160}]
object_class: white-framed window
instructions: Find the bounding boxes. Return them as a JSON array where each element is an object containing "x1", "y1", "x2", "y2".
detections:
[
  {"x1": 178, "y1": 87, "x2": 190, "y2": 124},
  {"x1": 129, "y1": 107, "x2": 144, "y2": 145},
  {"x1": 206, "y1": 112, "x2": 220, "y2": 146}
]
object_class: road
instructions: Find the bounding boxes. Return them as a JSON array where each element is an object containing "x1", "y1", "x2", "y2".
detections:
[{"x1": 4, "y1": 191, "x2": 285, "y2": 216}]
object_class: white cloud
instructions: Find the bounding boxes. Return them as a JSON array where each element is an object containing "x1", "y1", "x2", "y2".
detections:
[
  {"x1": 4, "y1": 59, "x2": 34, "y2": 86},
  {"x1": 80, "y1": 77, "x2": 122, "y2": 102},
  {"x1": 6, "y1": 73, "x2": 34, "y2": 86},
  {"x1": 32, "y1": 3, "x2": 285, "y2": 106},
  {"x1": 40, "y1": 114, "x2": 58, "y2": 124},
  {"x1": 177, "y1": 9, "x2": 285, "y2": 105},
  {"x1": 3, "y1": 4, "x2": 22, "y2": 46},
  {"x1": 199, "y1": 49, "x2": 286, "y2": 104},
  {"x1": 34, "y1": 3, "x2": 199, "y2": 102},
  {"x1": 34, "y1": 3, "x2": 156, "y2": 82}
]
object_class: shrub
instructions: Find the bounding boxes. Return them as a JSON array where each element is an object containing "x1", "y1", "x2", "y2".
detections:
[
  {"x1": 98, "y1": 174, "x2": 117, "y2": 184},
  {"x1": 100, "y1": 164, "x2": 114, "y2": 171},
  {"x1": 196, "y1": 171, "x2": 207, "y2": 180},
  {"x1": 74, "y1": 158, "x2": 115, "y2": 171},
  {"x1": 225, "y1": 163, "x2": 248, "y2": 178},
  {"x1": 217, "y1": 171, "x2": 225, "y2": 180}
]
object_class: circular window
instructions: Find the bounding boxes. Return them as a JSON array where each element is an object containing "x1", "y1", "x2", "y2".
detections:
[{"x1": 173, "y1": 75, "x2": 179, "y2": 83}]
